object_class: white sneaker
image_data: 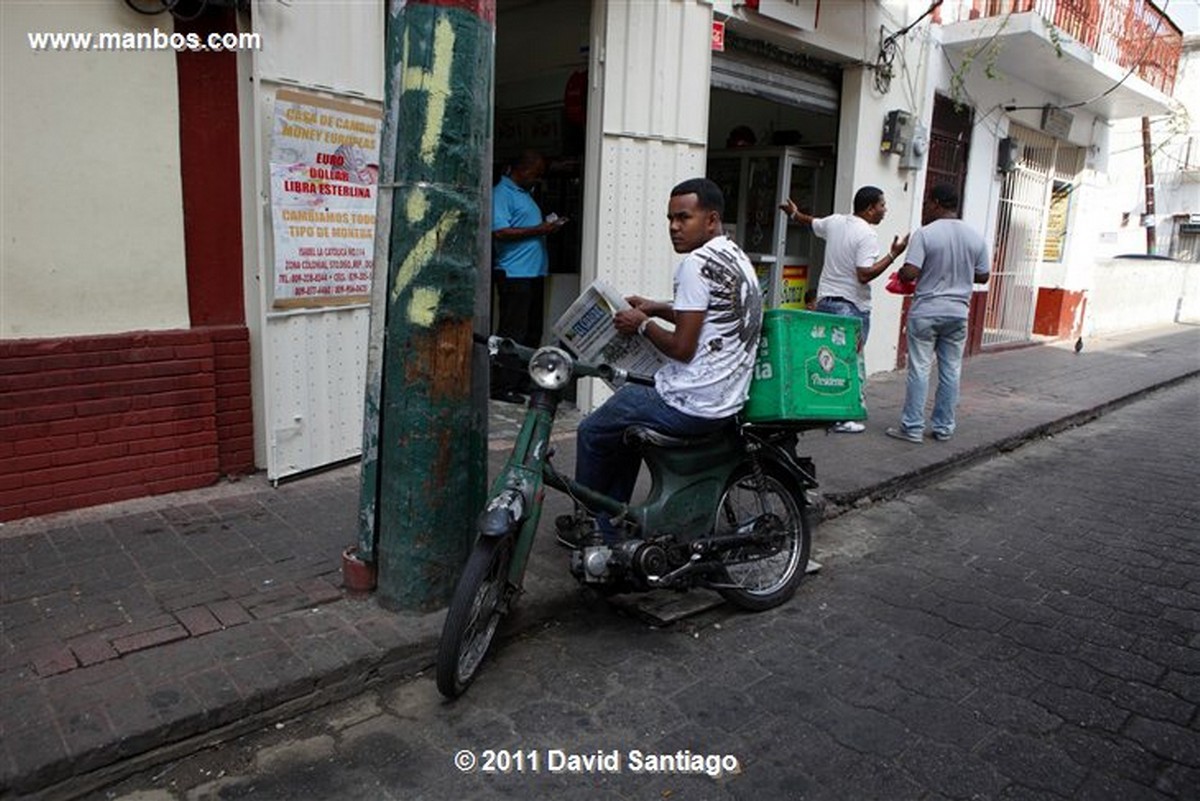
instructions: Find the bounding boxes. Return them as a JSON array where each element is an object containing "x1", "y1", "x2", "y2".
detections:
[{"x1": 830, "y1": 421, "x2": 866, "y2": 434}]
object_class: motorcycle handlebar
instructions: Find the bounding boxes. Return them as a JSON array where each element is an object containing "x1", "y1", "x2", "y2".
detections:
[
  {"x1": 474, "y1": 334, "x2": 655, "y2": 388},
  {"x1": 597, "y1": 364, "x2": 656, "y2": 387}
]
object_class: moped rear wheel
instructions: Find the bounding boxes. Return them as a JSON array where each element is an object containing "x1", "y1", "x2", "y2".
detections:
[
  {"x1": 436, "y1": 536, "x2": 513, "y2": 698},
  {"x1": 714, "y1": 462, "x2": 810, "y2": 611}
]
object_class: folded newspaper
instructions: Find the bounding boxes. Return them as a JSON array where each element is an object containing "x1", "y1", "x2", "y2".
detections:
[{"x1": 551, "y1": 280, "x2": 667, "y2": 379}]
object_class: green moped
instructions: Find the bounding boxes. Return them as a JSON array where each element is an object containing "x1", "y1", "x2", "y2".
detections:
[{"x1": 436, "y1": 336, "x2": 818, "y2": 698}]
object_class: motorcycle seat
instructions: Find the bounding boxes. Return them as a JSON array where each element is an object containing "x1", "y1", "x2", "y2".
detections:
[{"x1": 623, "y1": 425, "x2": 732, "y2": 450}]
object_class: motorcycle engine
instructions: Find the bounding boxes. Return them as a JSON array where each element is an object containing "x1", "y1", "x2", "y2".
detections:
[{"x1": 569, "y1": 540, "x2": 669, "y2": 589}]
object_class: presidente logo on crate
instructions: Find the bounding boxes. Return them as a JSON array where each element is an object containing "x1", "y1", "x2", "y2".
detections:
[{"x1": 806, "y1": 345, "x2": 854, "y2": 395}]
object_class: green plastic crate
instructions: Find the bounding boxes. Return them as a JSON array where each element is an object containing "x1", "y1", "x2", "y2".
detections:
[{"x1": 744, "y1": 309, "x2": 866, "y2": 423}]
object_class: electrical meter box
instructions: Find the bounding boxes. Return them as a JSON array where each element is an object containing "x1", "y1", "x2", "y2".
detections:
[
  {"x1": 881, "y1": 109, "x2": 914, "y2": 155},
  {"x1": 744, "y1": 310, "x2": 866, "y2": 424}
]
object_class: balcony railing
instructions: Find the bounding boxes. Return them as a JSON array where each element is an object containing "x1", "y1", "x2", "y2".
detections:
[{"x1": 939, "y1": 0, "x2": 1182, "y2": 94}]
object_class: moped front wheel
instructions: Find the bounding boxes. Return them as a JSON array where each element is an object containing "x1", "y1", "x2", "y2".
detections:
[
  {"x1": 436, "y1": 536, "x2": 513, "y2": 698},
  {"x1": 714, "y1": 462, "x2": 810, "y2": 611}
]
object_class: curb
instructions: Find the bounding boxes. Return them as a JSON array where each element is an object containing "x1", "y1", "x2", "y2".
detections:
[
  {"x1": 20, "y1": 592, "x2": 583, "y2": 801},
  {"x1": 14, "y1": 608, "x2": 446, "y2": 801},
  {"x1": 817, "y1": 370, "x2": 1200, "y2": 519}
]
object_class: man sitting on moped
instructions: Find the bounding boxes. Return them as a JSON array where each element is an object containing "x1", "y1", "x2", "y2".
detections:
[{"x1": 559, "y1": 177, "x2": 764, "y2": 546}]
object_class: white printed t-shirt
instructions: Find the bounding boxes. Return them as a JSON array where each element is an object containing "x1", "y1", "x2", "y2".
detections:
[
  {"x1": 811, "y1": 214, "x2": 880, "y2": 311},
  {"x1": 655, "y1": 235, "x2": 763, "y2": 420}
]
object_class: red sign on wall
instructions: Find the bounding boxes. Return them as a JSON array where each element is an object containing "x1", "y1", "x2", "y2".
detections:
[{"x1": 712, "y1": 20, "x2": 725, "y2": 51}]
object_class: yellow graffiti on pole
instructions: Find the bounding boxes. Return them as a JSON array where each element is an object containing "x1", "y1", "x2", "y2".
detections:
[
  {"x1": 406, "y1": 186, "x2": 430, "y2": 223},
  {"x1": 391, "y1": 13, "x2": 464, "y2": 327},
  {"x1": 390, "y1": 208, "x2": 462, "y2": 307},
  {"x1": 402, "y1": 16, "x2": 455, "y2": 166},
  {"x1": 408, "y1": 286, "x2": 443, "y2": 328}
]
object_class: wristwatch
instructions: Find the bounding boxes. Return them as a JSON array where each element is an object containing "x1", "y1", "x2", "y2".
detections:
[{"x1": 637, "y1": 318, "x2": 651, "y2": 337}]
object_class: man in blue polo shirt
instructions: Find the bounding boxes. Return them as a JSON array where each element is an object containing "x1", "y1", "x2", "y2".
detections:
[{"x1": 491, "y1": 150, "x2": 566, "y2": 402}]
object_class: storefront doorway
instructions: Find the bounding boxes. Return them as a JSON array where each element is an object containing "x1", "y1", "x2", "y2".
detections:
[
  {"x1": 706, "y1": 31, "x2": 840, "y2": 309},
  {"x1": 494, "y1": 0, "x2": 591, "y2": 341}
]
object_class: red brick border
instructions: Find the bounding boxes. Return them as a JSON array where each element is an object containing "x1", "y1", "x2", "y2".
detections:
[{"x1": 0, "y1": 326, "x2": 254, "y2": 521}]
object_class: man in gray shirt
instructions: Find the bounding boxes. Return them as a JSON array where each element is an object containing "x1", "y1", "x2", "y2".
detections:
[{"x1": 886, "y1": 184, "x2": 990, "y2": 443}]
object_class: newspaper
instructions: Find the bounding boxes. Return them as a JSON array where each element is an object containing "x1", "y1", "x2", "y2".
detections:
[{"x1": 551, "y1": 280, "x2": 666, "y2": 379}]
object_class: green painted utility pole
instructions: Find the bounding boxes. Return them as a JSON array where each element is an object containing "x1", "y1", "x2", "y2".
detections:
[{"x1": 357, "y1": 0, "x2": 495, "y2": 611}]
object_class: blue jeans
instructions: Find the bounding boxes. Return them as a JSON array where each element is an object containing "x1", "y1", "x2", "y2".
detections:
[
  {"x1": 900, "y1": 316, "x2": 968, "y2": 437},
  {"x1": 575, "y1": 384, "x2": 731, "y2": 530},
  {"x1": 815, "y1": 296, "x2": 870, "y2": 416},
  {"x1": 814, "y1": 297, "x2": 870, "y2": 349}
]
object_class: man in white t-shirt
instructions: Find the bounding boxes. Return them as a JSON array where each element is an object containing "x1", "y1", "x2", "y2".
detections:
[
  {"x1": 779, "y1": 186, "x2": 908, "y2": 433},
  {"x1": 561, "y1": 177, "x2": 763, "y2": 545}
]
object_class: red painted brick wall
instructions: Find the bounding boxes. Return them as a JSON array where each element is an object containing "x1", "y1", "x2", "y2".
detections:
[
  {"x1": 0, "y1": 326, "x2": 254, "y2": 522},
  {"x1": 1033, "y1": 288, "x2": 1087, "y2": 338}
]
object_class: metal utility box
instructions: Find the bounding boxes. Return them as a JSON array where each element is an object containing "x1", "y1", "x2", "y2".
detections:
[
  {"x1": 881, "y1": 109, "x2": 914, "y2": 155},
  {"x1": 744, "y1": 309, "x2": 866, "y2": 423}
]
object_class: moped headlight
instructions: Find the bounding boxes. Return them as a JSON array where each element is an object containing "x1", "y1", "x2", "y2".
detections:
[{"x1": 528, "y1": 346, "x2": 573, "y2": 390}]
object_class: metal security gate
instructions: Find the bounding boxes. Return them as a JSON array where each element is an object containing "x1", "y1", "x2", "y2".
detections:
[
  {"x1": 983, "y1": 126, "x2": 1057, "y2": 347},
  {"x1": 984, "y1": 126, "x2": 1085, "y2": 347}
]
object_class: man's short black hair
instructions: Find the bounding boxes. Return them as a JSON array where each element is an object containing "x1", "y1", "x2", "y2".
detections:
[
  {"x1": 853, "y1": 186, "x2": 884, "y2": 214},
  {"x1": 930, "y1": 183, "x2": 959, "y2": 210},
  {"x1": 671, "y1": 177, "x2": 725, "y2": 216}
]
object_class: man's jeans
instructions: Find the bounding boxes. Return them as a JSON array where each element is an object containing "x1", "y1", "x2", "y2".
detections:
[
  {"x1": 900, "y1": 316, "x2": 969, "y2": 437},
  {"x1": 814, "y1": 297, "x2": 870, "y2": 417},
  {"x1": 575, "y1": 384, "x2": 731, "y2": 535},
  {"x1": 814, "y1": 296, "x2": 870, "y2": 348}
]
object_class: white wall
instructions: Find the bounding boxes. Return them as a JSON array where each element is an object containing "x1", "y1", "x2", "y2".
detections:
[
  {"x1": 0, "y1": 1, "x2": 189, "y2": 339},
  {"x1": 582, "y1": 0, "x2": 713, "y2": 302},
  {"x1": 835, "y1": 65, "x2": 926, "y2": 375},
  {"x1": 1087, "y1": 257, "x2": 1200, "y2": 333}
]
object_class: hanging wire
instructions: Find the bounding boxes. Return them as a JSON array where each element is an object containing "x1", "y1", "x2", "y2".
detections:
[
  {"x1": 873, "y1": 0, "x2": 944, "y2": 95},
  {"x1": 874, "y1": 26, "x2": 897, "y2": 94}
]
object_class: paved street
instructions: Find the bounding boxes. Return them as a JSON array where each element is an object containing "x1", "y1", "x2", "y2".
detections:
[{"x1": 96, "y1": 379, "x2": 1200, "y2": 801}]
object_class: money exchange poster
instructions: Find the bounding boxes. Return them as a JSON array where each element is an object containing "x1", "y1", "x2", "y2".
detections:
[{"x1": 269, "y1": 89, "x2": 382, "y2": 308}]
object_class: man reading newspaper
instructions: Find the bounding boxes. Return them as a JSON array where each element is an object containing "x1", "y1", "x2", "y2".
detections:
[
  {"x1": 558, "y1": 177, "x2": 763, "y2": 546},
  {"x1": 552, "y1": 280, "x2": 666, "y2": 378}
]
